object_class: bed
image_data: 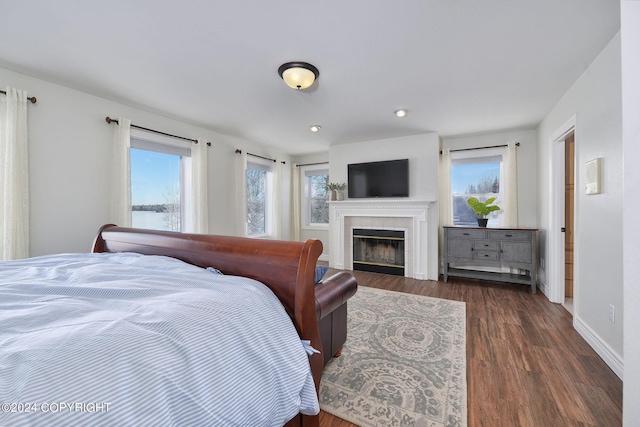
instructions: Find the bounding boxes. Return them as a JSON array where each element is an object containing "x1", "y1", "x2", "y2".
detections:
[{"x1": 0, "y1": 224, "x2": 326, "y2": 426}]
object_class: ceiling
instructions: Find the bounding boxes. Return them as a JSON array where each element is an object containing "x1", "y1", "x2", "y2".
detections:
[{"x1": 1, "y1": 1, "x2": 620, "y2": 155}]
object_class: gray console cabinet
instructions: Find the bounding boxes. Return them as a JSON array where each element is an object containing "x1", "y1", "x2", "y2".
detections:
[{"x1": 443, "y1": 226, "x2": 538, "y2": 293}]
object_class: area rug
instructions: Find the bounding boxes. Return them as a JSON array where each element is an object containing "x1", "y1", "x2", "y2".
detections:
[{"x1": 319, "y1": 286, "x2": 467, "y2": 427}]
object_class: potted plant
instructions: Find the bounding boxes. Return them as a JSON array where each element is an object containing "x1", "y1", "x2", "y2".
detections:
[
  {"x1": 326, "y1": 182, "x2": 346, "y2": 201},
  {"x1": 466, "y1": 197, "x2": 500, "y2": 227}
]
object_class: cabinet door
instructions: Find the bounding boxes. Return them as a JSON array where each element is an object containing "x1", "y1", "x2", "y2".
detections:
[
  {"x1": 501, "y1": 242, "x2": 532, "y2": 263},
  {"x1": 448, "y1": 239, "x2": 474, "y2": 259}
]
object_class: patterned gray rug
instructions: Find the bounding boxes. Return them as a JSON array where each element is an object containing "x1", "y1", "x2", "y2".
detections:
[{"x1": 319, "y1": 286, "x2": 467, "y2": 427}]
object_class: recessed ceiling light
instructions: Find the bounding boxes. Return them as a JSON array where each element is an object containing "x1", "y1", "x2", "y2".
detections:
[
  {"x1": 395, "y1": 109, "x2": 408, "y2": 117},
  {"x1": 310, "y1": 125, "x2": 322, "y2": 132}
]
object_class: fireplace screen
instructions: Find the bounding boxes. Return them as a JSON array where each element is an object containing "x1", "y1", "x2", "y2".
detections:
[{"x1": 352, "y1": 229, "x2": 405, "y2": 276}]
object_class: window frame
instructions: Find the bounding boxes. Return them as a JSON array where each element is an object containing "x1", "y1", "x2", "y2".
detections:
[
  {"x1": 129, "y1": 130, "x2": 193, "y2": 232},
  {"x1": 301, "y1": 166, "x2": 330, "y2": 230},
  {"x1": 450, "y1": 147, "x2": 505, "y2": 228}
]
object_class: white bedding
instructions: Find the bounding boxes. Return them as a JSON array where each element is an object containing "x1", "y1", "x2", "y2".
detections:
[{"x1": 0, "y1": 252, "x2": 319, "y2": 426}]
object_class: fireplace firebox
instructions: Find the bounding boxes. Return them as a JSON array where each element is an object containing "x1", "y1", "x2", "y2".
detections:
[{"x1": 352, "y1": 229, "x2": 405, "y2": 276}]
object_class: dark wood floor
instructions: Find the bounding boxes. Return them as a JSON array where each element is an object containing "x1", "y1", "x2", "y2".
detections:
[{"x1": 318, "y1": 268, "x2": 622, "y2": 427}]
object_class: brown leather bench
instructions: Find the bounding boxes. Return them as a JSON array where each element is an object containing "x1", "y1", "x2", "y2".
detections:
[{"x1": 315, "y1": 271, "x2": 358, "y2": 366}]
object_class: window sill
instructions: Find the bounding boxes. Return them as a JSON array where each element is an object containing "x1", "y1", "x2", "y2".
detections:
[
  {"x1": 247, "y1": 233, "x2": 274, "y2": 239},
  {"x1": 302, "y1": 224, "x2": 329, "y2": 231}
]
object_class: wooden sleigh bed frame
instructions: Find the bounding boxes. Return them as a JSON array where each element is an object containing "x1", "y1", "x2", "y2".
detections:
[{"x1": 92, "y1": 224, "x2": 324, "y2": 427}]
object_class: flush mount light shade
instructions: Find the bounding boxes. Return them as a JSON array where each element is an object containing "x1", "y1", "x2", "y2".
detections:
[
  {"x1": 395, "y1": 109, "x2": 408, "y2": 117},
  {"x1": 310, "y1": 125, "x2": 321, "y2": 132},
  {"x1": 278, "y1": 62, "x2": 320, "y2": 90}
]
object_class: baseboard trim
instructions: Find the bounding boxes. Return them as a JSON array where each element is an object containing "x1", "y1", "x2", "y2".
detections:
[
  {"x1": 537, "y1": 278, "x2": 549, "y2": 297},
  {"x1": 318, "y1": 254, "x2": 329, "y2": 262},
  {"x1": 574, "y1": 315, "x2": 624, "y2": 379}
]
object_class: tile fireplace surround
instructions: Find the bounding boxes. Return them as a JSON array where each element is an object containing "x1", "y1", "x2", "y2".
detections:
[{"x1": 328, "y1": 199, "x2": 435, "y2": 279}]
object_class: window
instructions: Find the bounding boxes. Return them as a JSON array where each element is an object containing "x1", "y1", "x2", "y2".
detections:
[
  {"x1": 130, "y1": 138, "x2": 192, "y2": 232},
  {"x1": 246, "y1": 160, "x2": 274, "y2": 236},
  {"x1": 302, "y1": 168, "x2": 329, "y2": 227},
  {"x1": 450, "y1": 150, "x2": 504, "y2": 227}
]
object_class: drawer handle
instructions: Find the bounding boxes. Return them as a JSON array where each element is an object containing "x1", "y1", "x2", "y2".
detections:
[
  {"x1": 484, "y1": 244, "x2": 489, "y2": 247},
  {"x1": 484, "y1": 254, "x2": 490, "y2": 257},
  {"x1": 505, "y1": 234, "x2": 513, "y2": 237},
  {"x1": 463, "y1": 233, "x2": 470, "y2": 235}
]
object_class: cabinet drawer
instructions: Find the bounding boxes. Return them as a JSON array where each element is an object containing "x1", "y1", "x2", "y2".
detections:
[
  {"x1": 447, "y1": 228, "x2": 486, "y2": 239},
  {"x1": 487, "y1": 230, "x2": 532, "y2": 240},
  {"x1": 474, "y1": 251, "x2": 500, "y2": 261},
  {"x1": 474, "y1": 240, "x2": 500, "y2": 251}
]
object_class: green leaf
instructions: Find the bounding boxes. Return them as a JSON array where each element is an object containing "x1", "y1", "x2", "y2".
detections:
[{"x1": 466, "y1": 196, "x2": 501, "y2": 218}]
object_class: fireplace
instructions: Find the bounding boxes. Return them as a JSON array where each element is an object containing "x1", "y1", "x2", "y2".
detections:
[
  {"x1": 328, "y1": 199, "x2": 437, "y2": 280},
  {"x1": 353, "y1": 229, "x2": 405, "y2": 276}
]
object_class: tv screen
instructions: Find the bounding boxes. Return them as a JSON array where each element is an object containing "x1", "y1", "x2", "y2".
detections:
[{"x1": 348, "y1": 159, "x2": 409, "y2": 198}]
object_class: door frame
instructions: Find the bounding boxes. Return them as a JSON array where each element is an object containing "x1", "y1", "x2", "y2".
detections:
[{"x1": 548, "y1": 116, "x2": 576, "y2": 304}]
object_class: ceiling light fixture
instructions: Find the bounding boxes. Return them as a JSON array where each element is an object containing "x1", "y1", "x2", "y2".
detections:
[
  {"x1": 310, "y1": 125, "x2": 322, "y2": 132},
  {"x1": 395, "y1": 109, "x2": 408, "y2": 117},
  {"x1": 278, "y1": 62, "x2": 320, "y2": 90}
]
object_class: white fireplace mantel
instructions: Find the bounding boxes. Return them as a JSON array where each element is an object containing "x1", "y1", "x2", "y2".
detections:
[{"x1": 328, "y1": 199, "x2": 436, "y2": 280}]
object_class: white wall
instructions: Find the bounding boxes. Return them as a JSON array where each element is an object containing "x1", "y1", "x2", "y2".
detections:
[
  {"x1": 0, "y1": 66, "x2": 291, "y2": 256},
  {"x1": 442, "y1": 129, "x2": 538, "y2": 227},
  {"x1": 328, "y1": 133, "x2": 441, "y2": 278},
  {"x1": 622, "y1": 1, "x2": 640, "y2": 424},
  {"x1": 329, "y1": 134, "x2": 440, "y2": 201},
  {"x1": 536, "y1": 34, "x2": 623, "y2": 371}
]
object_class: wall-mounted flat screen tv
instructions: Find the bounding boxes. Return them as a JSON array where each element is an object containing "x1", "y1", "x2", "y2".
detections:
[{"x1": 347, "y1": 159, "x2": 409, "y2": 198}]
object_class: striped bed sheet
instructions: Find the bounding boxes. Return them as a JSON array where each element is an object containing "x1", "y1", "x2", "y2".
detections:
[{"x1": 0, "y1": 252, "x2": 319, "y2": 426}]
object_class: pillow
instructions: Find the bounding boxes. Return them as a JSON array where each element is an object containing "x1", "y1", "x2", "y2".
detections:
[
  {"x1": 314, "y1": 265, "x2": 329, "y2": 284},
  {"x1": 206, "y1": 267, "x2": 224, "y2": 275}
]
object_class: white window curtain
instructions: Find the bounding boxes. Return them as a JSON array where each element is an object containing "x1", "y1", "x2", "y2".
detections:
[
  {"x1": 189, "y1": 138, "x2": 209, "y2": 234},
  {"x1": 111, "y1": 117, "x2": 132, "y2": 227},
  {"x1": 291, "y1": 164, "x2": 301, "y2": 241},
  {"x1": 235, "y1": 150, "x2": 248, "y2": 236},
  {"x1": 439, "y1": 147, "x2": 452, "y2": 270},
  {"x1": 503, "y1": 141, "x2": 519, "y2": 227},
  {"x1": 439, "y1": 147, "x2": 453, "y2": 226},
  {"x1": 0, "y1": 87, "x2": 29, "y2": 260},
  {"x1": 271, "y1": 161, "x2": 282, "y2": 239}
]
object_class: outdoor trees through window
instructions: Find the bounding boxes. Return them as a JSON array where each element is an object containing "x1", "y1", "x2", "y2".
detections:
[
  {"x1": 246, "y1": 166, "x2": 268, "y2": 235},
  {"x1": 451, "y1": 154, "x2": 502, "y2": 227},
  {"x1": 305, "y1": 169, "x2": 329, "y2": 226}
]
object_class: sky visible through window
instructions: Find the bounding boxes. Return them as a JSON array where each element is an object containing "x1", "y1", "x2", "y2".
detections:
[
  {"x1": 130, "y1": 148, "x2": 180, "y2": 205},
  {"x1": 451, "y1": 162, "x2": 500, "y2": 194}
]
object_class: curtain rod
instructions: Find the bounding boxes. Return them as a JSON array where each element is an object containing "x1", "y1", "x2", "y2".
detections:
[
  {"x1": 105, "y1": 117, "x2": 211, "y2": 146},
  {"x1": 441, "y1": 142, "x2": 519, "y2": 154},
  {"x1": 296, "y1": 161, "x2": 328, "y2": 167},
  {"x1": 235, "y1": 149, "x2": 286, "y2": 165},
  {"x1": 0, "y1": 90, "x2": 37, "y2": 104}
]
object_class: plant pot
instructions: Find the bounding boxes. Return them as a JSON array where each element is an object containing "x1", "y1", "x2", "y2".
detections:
[
  {"x1": 329, "y1": 190, "x2": 337, "y2": 201},
  {"x1": 477, "y1": 218, "x2": 488, "y2": 228},
  {"x1": 336, "y1": 191, "x2": 344, "y2": 201}
]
